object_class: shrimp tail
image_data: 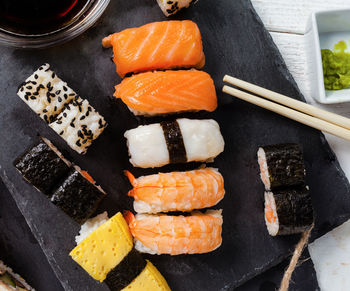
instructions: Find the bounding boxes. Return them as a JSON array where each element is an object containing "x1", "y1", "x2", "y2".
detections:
[
  {"x1": 123, "y1": 210, "x2": 135, "y2": 225},
  {"x1": 124, "y1": 170, "x2": 137, "y2": 185}
]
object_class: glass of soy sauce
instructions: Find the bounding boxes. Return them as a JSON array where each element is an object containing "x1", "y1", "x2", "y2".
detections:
[{"x1": 0, "y1": 0, "x2": 110, "y2": 48}]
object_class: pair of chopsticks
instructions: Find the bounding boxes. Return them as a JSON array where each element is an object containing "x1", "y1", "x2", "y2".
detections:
[{"x1": 222, "y1": 75, "x2": 350, "y2": 141}]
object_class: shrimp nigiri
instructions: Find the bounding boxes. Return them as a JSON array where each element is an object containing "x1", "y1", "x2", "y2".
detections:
[
  {"x1": 125, "y1": 168, "x2": 225, "y2": 213},
  {"x1": 124, "y1": 210, "x2": 223, "y2": 255}
]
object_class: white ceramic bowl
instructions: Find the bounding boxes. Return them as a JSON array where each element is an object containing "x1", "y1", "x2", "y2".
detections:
[{"x1": 306, "y1": 9, "x2": 350, "y2": 104}]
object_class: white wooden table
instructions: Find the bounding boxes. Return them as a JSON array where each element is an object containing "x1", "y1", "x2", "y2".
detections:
[{"x1": 251, "y1": 1, "x2": 350, "y2": 290}]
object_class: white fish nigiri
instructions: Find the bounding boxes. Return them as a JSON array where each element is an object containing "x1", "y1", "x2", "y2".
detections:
[{"x1": 124, "y1": 118, "x2": 225, "y2": 168}]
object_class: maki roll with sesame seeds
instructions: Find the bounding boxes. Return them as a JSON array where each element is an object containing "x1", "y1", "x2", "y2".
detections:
[
  {"x1": 49, "y1": 97, "x2": 107, "y2": 154},
  {"x1": 257, "y1": 144, "x2": 306, "y2": 190},
  {"x1": 70, "y1": 213, "x2": 154, "y2": 291},
  {"x1": 14, "y1": 137, "x2": 71, "y2": 195},
  {"x1": 50, "y1": 167, "x2": 106, "y2": 224},
  {"x1": 17, "y1": 63, "x2": 78, "y2": 123},
  {"x1": 264, "y1": 188, "x2": 314, "y2": 236},
  {"x1": 157, "y1": 0, "x2": 198, "y2": 17}
]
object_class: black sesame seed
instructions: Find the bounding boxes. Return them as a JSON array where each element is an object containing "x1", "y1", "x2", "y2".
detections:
[
  {"x1": 39, "y1": 66, "x2": 43, "y2": 70},
  {"x1": 34, "y1": 74, "x2": 38, "y2": 79},
  {"x1": 56, "y1": 90, "x2": 61, "y2": 95},
  {"x1": 80, "y1": 116, "x2": 86, "y2": 120},
  {"x1": 26, "y1": 86, "x2": 32, "y2": 89},
  {"x1": 63, "y1": 112, "x2": 67, "y2": 117},
  {"x1": 52, "y1": 72, "x2": 55, "y2": 78},
  {"x1": 58, "y1": 97, "x2": 62, "y2": 102},
  {"x1": 30, "y1": 96, "x2": 36, "y2": 100},
  {"x1": 69, "y1": 93, "x2": 75, "y2": 96},
  {"x1": 167, "y1": 1, "x2": 173, "y2": 3},
  {"x1": 63, "y1": 86, "x2": 67, "y2": 91},
  {"x1": 64, "y1": 94, "x2": 68, "y2": 99},
  {"x1": 56, "y1": 120, "x2": 62, "y2": 124},
  {"x1": 54, "y1": 106, "x2": 57, "y2": 111},
  {"x1": 33, "y1": 92, "x2": 39, "y2": 96},
  {"x1": 47, "y1": 82, "x2": 51, "y2": 88},
  {"x1": 24, "y1": 95, "x2": 29, "y2": 101},
  {"x1": 76, "y1": 140, "x2": 81, "y2": 147},
  {"x1": 70, "y1": 122, "x2": 75, "y2": 128},
  {"x1": 82, "y1": 139, "x2": 87, "y2": 144},
  {"x1": 59, "y1": 131, "x2": 64, "y2": 135},
  {"x1": 43, "y1": 109, "x2": 48, "y2": 113},
  {"x1": 86, "y1": 111, "x2": 90, "y2": 117}
]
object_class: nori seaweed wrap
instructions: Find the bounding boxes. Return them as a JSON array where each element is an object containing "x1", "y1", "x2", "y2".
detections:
[
  {"x1": 258, "y1": 143, "x2": 305, "y2": 190},
  {"x1": 264, "y1": 187, "x2": 314, "y2": 236},
  {"x1": 105, "y1": 248, "x2": 147, "y2": 290},
  {"x1": 51, "y1": 169, "x2": 106, "y2": 223},
  {"x1": 14, "y1": 137, "x2": 71, "y2": 195}
]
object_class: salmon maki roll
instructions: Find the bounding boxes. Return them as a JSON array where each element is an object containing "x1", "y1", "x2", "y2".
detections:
[
  {"x1": 124, "y1": 210, "x2": 223, "y2": 255},
  {"x1": 125, "y1": 168, "x2": 225, "y2": 213},
  {"x1": 114, "y1": 70, "x2": 217, "y2": 116},
  {"x1": 102, "y1": 20, "x2": 205, "y2": 77}
]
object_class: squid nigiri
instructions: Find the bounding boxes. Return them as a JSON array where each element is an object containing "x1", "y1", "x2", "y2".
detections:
[
  {"x1": 102, "y1": 20, "x2": 205, "y2": 77},
  {"x1": 125, "y1": 168, "x2": 225, "y2": 213},
  {"x1": 124, "y1": 118, "x2": 225, "y2": 168},
  {"x1": 114, "y1": 70, "x2": 217, "y2": 116},
  {"x1": 124, "y1": 210, "x2": 223, "y2": 255}
]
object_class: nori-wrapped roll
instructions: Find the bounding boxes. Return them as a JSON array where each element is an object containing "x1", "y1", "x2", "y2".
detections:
[
  {"x1": 51, "y1": 169, "x2": 106, "y2": 223},
  {"x1": 264, "y1": 187, "x2": 314, "y2": 236},
  {"x1": 14, "y1": 137, "x2": 71, "y2": 195},
  {"x1": 257, "y1": 143, "x2": 305, "y2": 190}
]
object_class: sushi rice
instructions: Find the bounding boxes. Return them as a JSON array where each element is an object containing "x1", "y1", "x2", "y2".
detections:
[
  {"x1": 75, "y1": 212, "x2": 108, "y2": 245},
  {"x1": 17, "y1": 63, "x2": 77, "y2": 123},
  {"x1": 157, "y1": 0, "x2": 198, "y2": 16},
  {"x1": 49, "y1": 97, "x2": 107, "y2": 154}
]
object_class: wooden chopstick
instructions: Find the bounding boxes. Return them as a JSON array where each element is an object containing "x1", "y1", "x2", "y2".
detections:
[
  {"x1": 222, "y1": 84, "x2": 350, "y2": 141},
  {"x1": 223, "y1": 75, "x2": 350, "y2": 130}
]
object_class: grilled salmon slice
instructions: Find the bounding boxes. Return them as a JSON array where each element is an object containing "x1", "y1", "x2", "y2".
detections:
[
  {"x1": 114, "y1": 70, "x2": 217, "y2": 115},
  {"x1": 102, "y1": 20, "x2": 205, "y2": 77}
]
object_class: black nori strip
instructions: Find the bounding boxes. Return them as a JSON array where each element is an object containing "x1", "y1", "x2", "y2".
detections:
[
  {"x1": 160, "y1": 120, "x2": 187, "y2": 164},
  {"x1": 269, "y1": 187, "x2": 314, "y2": 235},
  {"x1": 50, "y1": 170, "x2": 105, "y2": 224},
  {"x1": 262, "y1": 143, "x2": 305, "y2": 190},
  {"x1": 105, "y1": 249, "x2": 147, "y2": 291},
  {"x1": 13, "y1": 139, "x2": 70, "y2": 195}
]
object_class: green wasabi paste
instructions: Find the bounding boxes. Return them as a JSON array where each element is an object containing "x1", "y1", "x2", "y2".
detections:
[{"x1": 321, "y1": 40, "x2": 350, "y2": 90}]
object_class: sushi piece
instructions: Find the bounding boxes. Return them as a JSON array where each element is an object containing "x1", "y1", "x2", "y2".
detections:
[
  {"x1": 0, "y1": 260, "x2": 35, "y2": 291},
  {"x1": 51, "y1": 167, "x2": 106, "y2": 224},
  {"x1": 125, "y1": 168, "x2": 225, "y2": 213},
  {"x1": 157, "y1": 0, "x2": 198, "y2": 17},
  {"x1": 124, "y1": 118, "x2": 225, "y2": 168},
  {"x1": 121, "y1": 260, "x2": 171, "y2": 291},
  {"x1": 49, "y1": 97, "x2": 107, "y2": 154},
  {"x1": 70, "y1": 212, "x2": 147, "y2": 290},
  {"x1": 264, "y1": 188, "x2": 314, "y2": 236},
  {"x1": 14, "y1": 137, "x2": 71, "y2": 195},
  {"x1": 124, "y1": 210, "x2": 223, "y2": 255},
  {"x1": 102, "y1": 20, "x2": 205, "y2": 77},
  {"x1": 257, "y1": 144, "x2": 305, "y2": 190},
  {"x1": 17, "y1": 63, "x2": 78, "y2": 123},
  {"x1": 114, "y1": 70, "x2": 217, "y2": 116}
]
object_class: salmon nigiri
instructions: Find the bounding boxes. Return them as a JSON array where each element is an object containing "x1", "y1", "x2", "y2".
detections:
[
  {"x1": 125, "y1": 168, "x2": 225, "y2": 213},
  {"x1": 114, "y1": 70, "x2": 217, "y2": 115},
  {"x1": 124, "y1": 210, "x2": 223, "y2": 255},
  {"x1": 102, "y1": 20, "x2": 205, "y2": 77}
]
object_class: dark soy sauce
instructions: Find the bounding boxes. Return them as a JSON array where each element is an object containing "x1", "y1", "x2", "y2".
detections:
[{"x1": 0, "y1": 0, "x2": 91, "y2": 35}]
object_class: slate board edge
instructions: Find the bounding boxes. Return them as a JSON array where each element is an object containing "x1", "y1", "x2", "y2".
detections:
[{"x1": 0, "y1": 168, "x2": 70, "y2": 291}]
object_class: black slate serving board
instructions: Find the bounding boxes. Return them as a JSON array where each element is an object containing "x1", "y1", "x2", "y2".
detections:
[{"x1": 0, "y1": 0, "x2": 350, "y2": 290}]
